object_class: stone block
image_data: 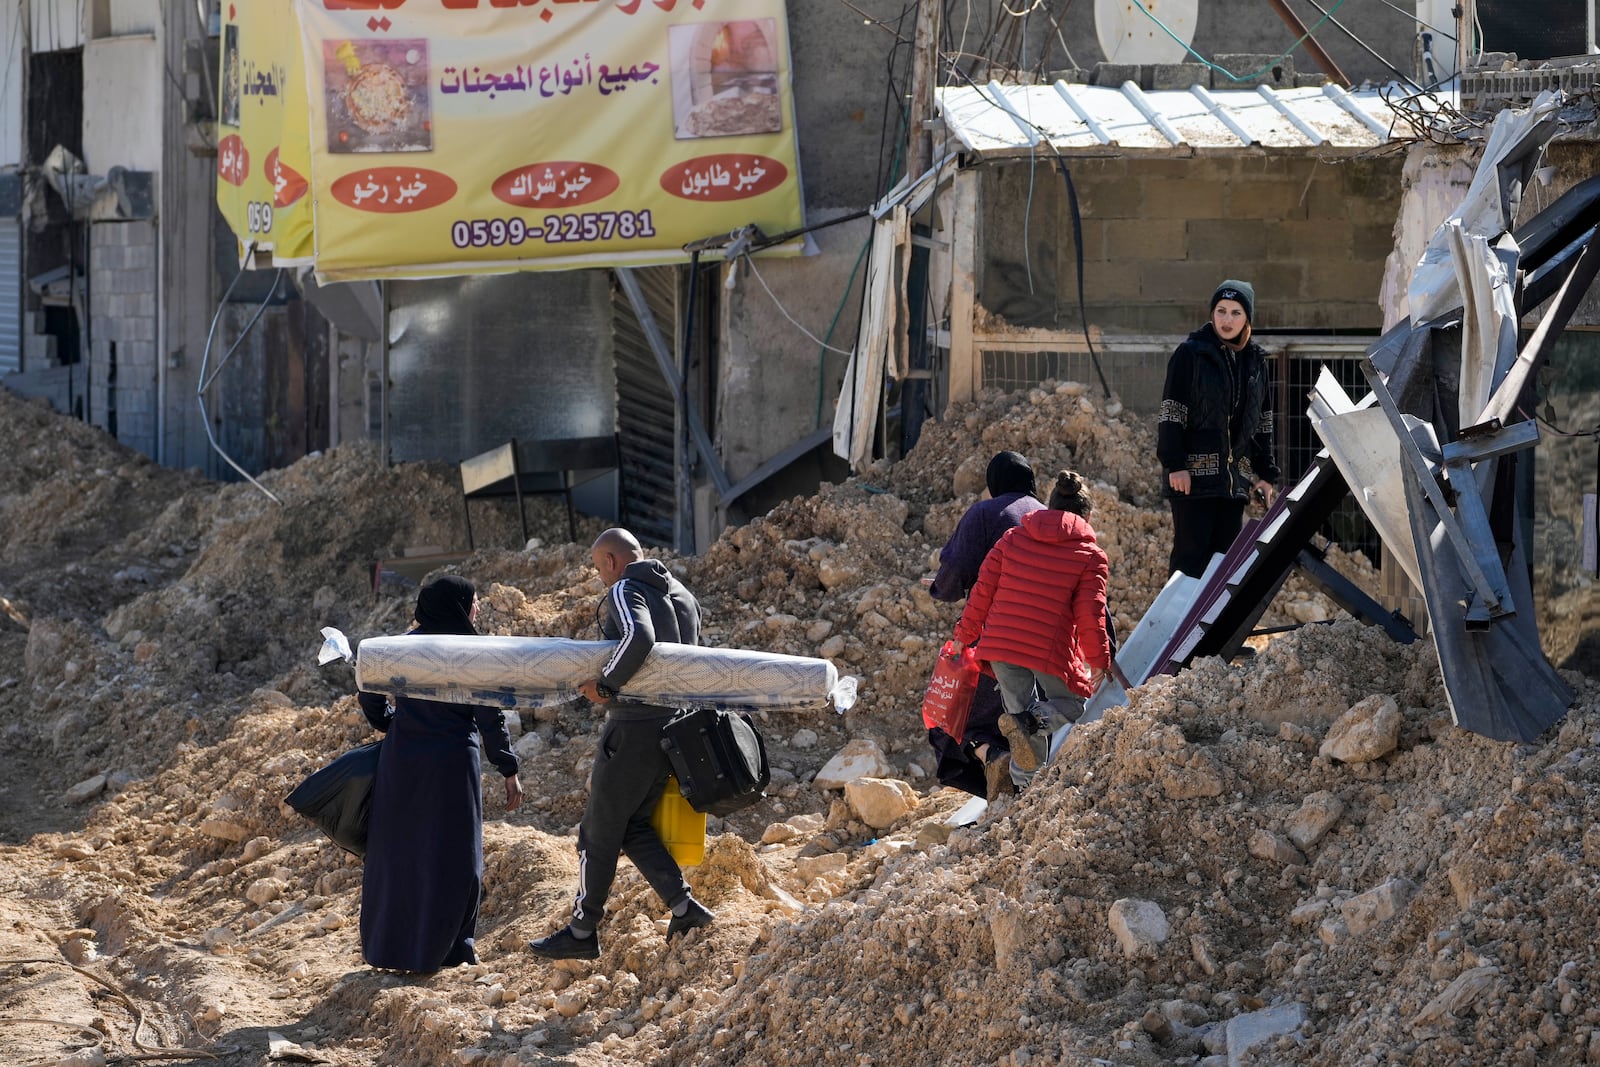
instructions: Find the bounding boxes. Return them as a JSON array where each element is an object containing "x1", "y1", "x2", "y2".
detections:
[
  {"x1": 1352, "y1": 221, "x2": 1398, "y2": 260},
  {"x1": 1092, "y1": 62, "x2": 1141, "y2": 88},
  {"x1": 126, "y1": 241, "x2": 156, "y2": 271},
  {"x1": 813, "y1": 738, "x2": 894, "y2": 790},
  {"x1": 1339, "y1": 876, "x2": 1416, "y2": 936},
  {"x1": 1324, "y1": 697, "x2": 1401, "y2": 764},
  {"x1": 843, "y1": 776, "x2": 917, "y2": 829},
  {"x1": 1286, "y1": 790, "x2": 1345, "y2": 848},
  {"x1": 1149, "y1": 63, "x2": 1210, "y2": 91},
  {"x1": 1141, "y1": 177, "x2": 1225, "y2": 218},
  {"x1": 1108, "y1": 897, "x2": 1170, "y2": 958},
  {"x1": 1213, "y1": 54, "x2": 1295, "y2": 90},
  {"x1": 1105, "y1": 218, "x2": 1187, "y2": 260},
  {"x1": 1225, "y1": 1002, "x2": 1306, "y2": 1066},
  {"x1": 1227, "y1": 180, "x2": 1311, "y2": 220},
  {"x1": 1248, "y1": 829, "x2": 1306, "y2": 866},
  {"x1": 1186, "y1": 218, "x2": 1267, "y2": 261},
  {"x1": 1137, "y1": 259, "x2": 1235, "y2": 303},
  {"x1": 1074, "y1": 172, "x2": 1144, "y2": 218},
  {"x1": 1264, "y1": 218, "x2": 1340, "y2": 252}
]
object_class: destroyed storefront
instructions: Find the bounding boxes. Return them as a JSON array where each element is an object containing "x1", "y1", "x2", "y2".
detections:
[{"x1": 841, "y1": 73, "x2": 1597, "y2": 740}]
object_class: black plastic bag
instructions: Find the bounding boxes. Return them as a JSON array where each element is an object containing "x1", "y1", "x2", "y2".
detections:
[{"x1": 283, "y1": 741, "x2": 381, "y2": 857}]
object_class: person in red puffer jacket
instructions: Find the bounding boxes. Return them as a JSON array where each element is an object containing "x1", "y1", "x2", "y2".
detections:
[{"x1": 952, "y1": 470, "x2": 1111, "y2": 788}]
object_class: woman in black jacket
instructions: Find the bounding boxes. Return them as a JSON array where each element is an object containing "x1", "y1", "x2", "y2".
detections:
[{"x1": 1157, "y1": 280, "x2": 1281, "y2": 578}]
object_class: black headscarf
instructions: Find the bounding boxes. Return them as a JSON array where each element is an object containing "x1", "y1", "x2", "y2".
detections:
[
  {"x1": 985, "y1": 451, "x2": 1036, "y2": 498},
  {"x1": 413, "y1": 575, "x2": 478, "y2": 636}
]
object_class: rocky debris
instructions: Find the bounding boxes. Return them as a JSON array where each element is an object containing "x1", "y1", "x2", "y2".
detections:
[
  {"x1": 1224, "y1": 1001, "x2": 1308, "y2": 1065},
  {"x1": 1109, "y1": 897, "x2": 1172, "y2": 958},
  {"x1": 812, "y1": 738, "x2": 895, "y2": 789},
  {"x1": 1320, "y1": 693, "x2": 1403, "y2": 762},
  {"x1": 0, "y1": 381, "x2": 1595, "y2": 1067},
  {"x1": 842, "y1": 776, "x2": 917, "y2": 829}
]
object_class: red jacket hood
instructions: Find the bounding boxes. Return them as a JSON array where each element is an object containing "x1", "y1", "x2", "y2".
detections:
[{"x1": 1018, "y1": 508, "x2": 1098, "y2": 544}]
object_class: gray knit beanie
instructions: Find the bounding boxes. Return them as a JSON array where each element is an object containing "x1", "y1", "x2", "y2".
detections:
[{"x1": 1211, "y1": 279, "x2": 1255, "y2": 322}]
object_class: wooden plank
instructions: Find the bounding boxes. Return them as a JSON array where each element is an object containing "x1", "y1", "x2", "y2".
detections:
[{"x1": 946, "y1": 168, "x2": 979, "y2": 408}]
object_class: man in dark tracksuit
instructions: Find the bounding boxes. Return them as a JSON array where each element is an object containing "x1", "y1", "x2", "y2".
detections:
[{"x1": 529, "y1": 528, "x2": 715, "y2": 961}]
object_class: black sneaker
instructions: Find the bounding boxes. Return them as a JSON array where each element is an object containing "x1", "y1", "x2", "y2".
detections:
[
  {"x1": 998, "y1": 711, "x2": 1047, "y2": 771},
  {"x1": 528, "y1": 926, "x2": 599, "y2": 960},
  {"x1": 667, "y1": 899, "x2": 715, "y2": 940}
]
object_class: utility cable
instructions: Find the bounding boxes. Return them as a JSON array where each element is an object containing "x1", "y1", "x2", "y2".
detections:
[
  {"x1": 942, "y1": 63, "x2": 1113, "y2": 399},
  {"x1": 1370, "y1": 0, "x2": 1457, "y2": 43},
  {"x1": 744, "y1": 256, "x2": 856, "y2": 357},
  {"x1": 1294, "y1": 0, "x2": 1432, "y2": 96},
  {"x1": 1133, "y1": 0, "x2": 1352, "y2": 83},
  {"x1": 197, "y1": 249, "x2": 285, "y2": 503}
]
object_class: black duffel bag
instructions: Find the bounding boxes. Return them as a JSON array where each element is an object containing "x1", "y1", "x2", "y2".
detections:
[
  {"x1": 284, "y1": 741, "x2": 381, "y2": 857},
  {"x1": 659, "y1": 708, "x2": 770, "y2": 817}
]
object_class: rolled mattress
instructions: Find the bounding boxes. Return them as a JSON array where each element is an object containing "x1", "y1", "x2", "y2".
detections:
[{"x1": 355, "y1": 634, "x2": 854, "y2": 713}]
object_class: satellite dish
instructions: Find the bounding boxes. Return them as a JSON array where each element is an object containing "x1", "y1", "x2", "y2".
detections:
[{"x1": 1094, "y1": 0, "x2": 1199, "y2": 66}]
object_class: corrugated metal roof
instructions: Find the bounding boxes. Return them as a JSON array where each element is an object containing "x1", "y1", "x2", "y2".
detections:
[{"x1": 936, "y1": 80, "x2": 1445, "y2": 156}]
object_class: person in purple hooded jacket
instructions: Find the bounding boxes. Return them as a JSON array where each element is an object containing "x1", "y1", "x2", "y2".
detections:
[{"x1": 924, "y1": 451, "x2": 1045, "y2": 800}]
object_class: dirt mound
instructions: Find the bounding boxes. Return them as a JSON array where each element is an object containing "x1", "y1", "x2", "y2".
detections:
[{"x1": 2, "y1": 380, "x2": 1588, "y2": 1067}]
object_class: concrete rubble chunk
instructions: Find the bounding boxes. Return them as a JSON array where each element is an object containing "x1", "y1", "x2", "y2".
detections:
[
  {"x1": 1108, "y1": 898, "x2": 1169, "y2": 958},
  {"x1": 843, "y1": 776, "x2": 917, "y2": 829},
  {"x1": 1225, "y1": 1002, "x2": 1306, "y2": 1066},
  {"x1": 1340, "y1": 877, "x2": 1417, "y2": 936},
  {"x1": 197, "y1": 816, "x2": 251, "y2": 842},
  {"x1": 63, "y1": 774, "x2": 107, "y2": 804},
  {"x1": 1411, "y1": 966, "x2": 1502, "y2": 1029},
  {"x1": 1248, "y1": 829, "x2": 1306, "y2": 866},
  {"x1": 1286, "y1": 791, "x2": 1346, "y2": 848},
  {"x1": 1320, "y1": 694, "x2": 1402, "y2": 763},
  {"x1": 813, "y1": 739, "x2": 894, "y2": 790},
  {"x1": 761, "y1": 812, "x2": 824, "y2": 844},
  {"x1": 1190, "y1": 933, "x2": 1218, "y2": 975},
  {"x1": 795, "y1": 852, "x2": 848, "y2": 882},
  {"x1": 988, "y1": 895, "x2": 1032, "y2": 978}
]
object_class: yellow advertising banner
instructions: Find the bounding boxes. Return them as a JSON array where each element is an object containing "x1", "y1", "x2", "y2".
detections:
[
  {"x1": 293, "y1": 0, "x2": 806, "y2": 281},
  {"x1": 215, "y1": 0, "x2": 315, "y2": 264}
]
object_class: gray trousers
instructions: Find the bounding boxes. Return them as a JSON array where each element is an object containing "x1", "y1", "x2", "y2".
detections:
[
  {"x1": 989, "y1": 662, "x2": 1085, "y2": 787},
  {"x1": 571, "y1": 709, "x2": 692, "y2": 931}
]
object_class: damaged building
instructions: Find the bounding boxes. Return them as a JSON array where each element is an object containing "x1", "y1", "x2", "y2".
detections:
[{"x1": 0, "y1": 1, "x2": 1593, "y2": 730}]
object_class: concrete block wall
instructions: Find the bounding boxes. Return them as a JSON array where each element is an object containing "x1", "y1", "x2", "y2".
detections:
[
  {"x1": 977, "y1": 153, "x2": 1404, "y2": 336},
  {"x1": 89, "y1": 220, "x2": 159, "y2": 458}
]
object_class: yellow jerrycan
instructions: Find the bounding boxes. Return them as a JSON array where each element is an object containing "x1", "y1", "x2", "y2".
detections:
[{"x1": 650, "y1": 775, "x2": 706, "y2": 867}]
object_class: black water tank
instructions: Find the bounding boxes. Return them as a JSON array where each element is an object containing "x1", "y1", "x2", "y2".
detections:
[{"x1": 1477, "y1": 0, "x2": 1588, "y2": 59}]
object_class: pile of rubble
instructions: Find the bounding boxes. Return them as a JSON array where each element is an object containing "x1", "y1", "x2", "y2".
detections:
[{"x1": 3, "y1": 381, "x2": 1592, "y2": 1067}]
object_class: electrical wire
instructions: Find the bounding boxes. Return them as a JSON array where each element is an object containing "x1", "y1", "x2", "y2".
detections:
[
  {"x1": 1133, "y1": 0, "x2": 1353, "y2": 83},
  {"x1": 743, "y1": 255, "x2": 857, "y2": 357},
  {"x1": 1370, "y1": 0, "x2": 1457, "y2": 43},
  {"x1": 197, "y1": 252, "x2": 284, "y2": 502},
  {"x1": 836, "y1": 0, "x2": 915, "y2": 42}
]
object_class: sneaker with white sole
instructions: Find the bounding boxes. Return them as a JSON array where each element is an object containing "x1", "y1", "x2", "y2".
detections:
[{"x1": 998, "y1": 711, "x2": 1048, "y2": 771}]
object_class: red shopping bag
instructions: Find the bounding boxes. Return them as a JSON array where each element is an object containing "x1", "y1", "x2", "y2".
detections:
[{"x1": 921, "y1": 640, "x2": 981, "y2": 743}]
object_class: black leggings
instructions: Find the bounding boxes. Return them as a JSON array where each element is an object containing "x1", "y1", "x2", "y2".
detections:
[{"x1": 1168, "y1": 496, "x2": 1246, "y2": 578}]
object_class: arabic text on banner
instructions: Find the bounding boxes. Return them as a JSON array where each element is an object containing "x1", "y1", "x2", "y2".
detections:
[
  {"x1": 293, "y1": 0, "x2": 805, "y2": 280},
  {"x1": 216, "y1": 0, "x2": 315, "y2": 264}
]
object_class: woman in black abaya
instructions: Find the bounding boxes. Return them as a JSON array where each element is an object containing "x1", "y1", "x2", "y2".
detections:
[{"x1": 356, "y1": 575, "x2": 523, "y2": 972}]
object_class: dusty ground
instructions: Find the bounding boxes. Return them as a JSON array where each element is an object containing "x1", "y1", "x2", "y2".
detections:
[{"x1": 0, "y1": 380, "x2": 1594, "y2": 1067}]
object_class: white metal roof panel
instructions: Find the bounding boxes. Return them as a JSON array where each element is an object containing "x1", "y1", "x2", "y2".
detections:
[{"x1": 937, "y1": 80, "x2": 1440, "y2": 156}]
